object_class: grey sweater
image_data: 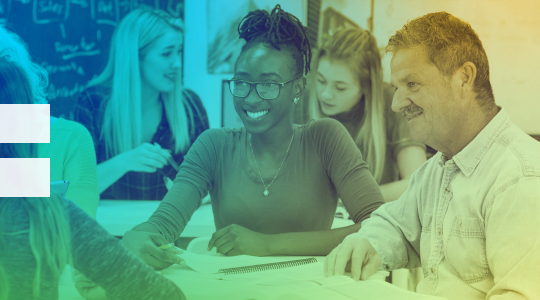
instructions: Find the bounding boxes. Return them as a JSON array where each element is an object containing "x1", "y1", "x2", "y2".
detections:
[{"x1": 0, "y1": 199, "x2": 185, "y2": 300}]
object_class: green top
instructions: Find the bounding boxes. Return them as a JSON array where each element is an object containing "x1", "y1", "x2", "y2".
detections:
[
  {"x1": 38, "y1": 118, "x2": 99, "y2": 217},
  {"x1": 147, "y1": 119, "x2": 384, "y2": 242}
]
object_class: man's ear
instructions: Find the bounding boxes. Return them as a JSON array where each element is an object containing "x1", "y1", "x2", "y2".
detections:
[
  {"x1": 293, "y1": 77, "x2": 307, "y2": 98},
  {"x1": 459, "y1": 62, "x2": 477, "y2": 95}
]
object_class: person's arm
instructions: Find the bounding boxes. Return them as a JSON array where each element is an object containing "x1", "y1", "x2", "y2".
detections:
[
  {"x1": 267, "y1": 223, "x2": 365, "y2": 256},
  {"x1": 122, "y1": 130, "x2": 219, "y2": 267},
  {"x1": 379, "y1": 145, "x2": 426, "y2": 202},
  {"x1": 208, "y1": 119, "x2": 384, "y2": 257},
  {"x1": 326, "y1": 156, "x2": 431, "y2": 279},
  {"x1": 60, "y1": 121, "x2": 100, "y2": 218},
  {"x1": 97, "y1": 144, "x2": 175, "y2": 194},
  {"x1": 208, "y1": 221, "x2": 367, "y2": 256},
  {"x1": 65, "y1": 199, "x2": 186, "y2": 300},
  {"x1": 74, "y1": 89, "x2": 174, "y2": 193},
  {"x1": 143, "y1": 130, "x2": 219, "y2": 240},
  {"x1": 96, "y1": 151, "x2": 131, "y2": 193},
  {"x1": 485, "y1": 177, "x2": 540, "y2": 299}
]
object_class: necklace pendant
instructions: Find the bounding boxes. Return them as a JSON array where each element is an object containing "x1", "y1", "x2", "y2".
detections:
[{"x1": 263, "y1": 189, "x2": 269, "y2": 197}]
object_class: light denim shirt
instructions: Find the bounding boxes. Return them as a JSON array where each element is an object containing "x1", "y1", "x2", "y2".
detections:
[{"x1": 357, "y1": 109, "x2": 540, "y2": 300}]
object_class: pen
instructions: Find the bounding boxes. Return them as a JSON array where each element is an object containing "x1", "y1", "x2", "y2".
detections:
[
  {"x1": 167, "y1": 156, "x2": 180, "y2": 172},
  {"x1": 159, "y1": 243, "x2": 175, "y2": 250},
  {"x1": 154, "y1": 142, "x2": 179, "y2": 171},
  {"x1": 163, "y1": 176, "x2": 174, "y2": 190}
]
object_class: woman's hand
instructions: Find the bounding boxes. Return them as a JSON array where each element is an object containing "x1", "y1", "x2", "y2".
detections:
[
  {"x1": 122, "y1": 229, "x2": 185, "y2": 270},
  {"x1": 123, "y1": 142, "x2": 172, "y2": 173},
  {"x1": 207, "y1": 224, "x2": 270, "y2": 256},
  {"x1": 73, "y1": 270, "x2": 107, "y2": 300}
]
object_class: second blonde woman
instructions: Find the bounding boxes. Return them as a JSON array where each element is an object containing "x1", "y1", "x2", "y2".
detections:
[
  {"x1": 309, "y1": 28, "x2": 427, "y2": 202},
  {"x1": 75, "y1": 8, "x2": 209, "y2": 200}
]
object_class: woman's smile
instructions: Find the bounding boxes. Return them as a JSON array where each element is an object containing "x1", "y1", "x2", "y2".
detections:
[
  {"x1": 245, "y1": 109, "x2": 270, "y2": 120},
  {"x1": 319, "y1": 100, "x2": 336, "y2": 108}
]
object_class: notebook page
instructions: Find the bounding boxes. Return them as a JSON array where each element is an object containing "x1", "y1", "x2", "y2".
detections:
[
  {"x1": 325, "y1": 280, "x2": 448, "y2": 300},
  {"x1": 278, "y1": 288, "x2": 353, "y2": 300},
  {"x1": 187, "y1": 276, "x2": 354, "y2": 300}
]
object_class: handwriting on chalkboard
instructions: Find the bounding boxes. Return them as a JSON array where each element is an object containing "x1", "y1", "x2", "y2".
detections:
[
  {"x1": 41, "y1": 61, "x2": 85, "y2": 75},
  {"x1": 70, "y1": 0, "x2": 89, "y2": 8},
  {"x1": 97, "y1": 0, "x2": 112, "y2": 15},
  {"x1": 96, "y1": 0, "x2": 116, "y2": 26},
  {"x1": 48, "y1": 82, "x2": 87, "y2": 99},
  {"x1": 33, "y1": 0, "x2": 69, "y2": 24},
  {"x1": 54, "y1": 36, "x2": 100, "y2": 60}
]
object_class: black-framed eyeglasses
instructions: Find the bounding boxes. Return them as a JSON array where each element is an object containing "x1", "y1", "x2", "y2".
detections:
[{"x1": 225, "y1": 78, "x2": 299, "y2": 100}]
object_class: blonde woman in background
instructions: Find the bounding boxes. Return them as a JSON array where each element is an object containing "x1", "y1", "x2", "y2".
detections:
[
  {"x1": 0, "y1": 25, "x2": 99, "y2": 217},
  {"x1": 309, "y1": 28, "x2": 427, "y2": 202},
  {"x1": 75, "y1": 8, "x2": 209, "y2": 200},
  {"x1": 308, "y1": 27, "x2": 426, "y2": 292}
]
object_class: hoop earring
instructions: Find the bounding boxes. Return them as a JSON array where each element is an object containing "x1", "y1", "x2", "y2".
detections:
[{"x1": 294, "y1": 98, "x2": 299, "y2": 104}]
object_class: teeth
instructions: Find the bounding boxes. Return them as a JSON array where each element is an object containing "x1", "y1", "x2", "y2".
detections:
[{"x1": 246, "y1": 110, "x2": 269, "y2": 119}]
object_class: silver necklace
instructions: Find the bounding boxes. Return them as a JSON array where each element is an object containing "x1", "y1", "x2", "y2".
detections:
[{"x1": 249, "y1": 131, "x2": 294, "y2": 197}]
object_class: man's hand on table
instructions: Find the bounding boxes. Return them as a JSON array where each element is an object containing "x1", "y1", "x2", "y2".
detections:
[
  {"x1": 324, "y1": 233, "x2": 382, "y2": 281},
  {"x1": 207, "y1": 224, "x2": 270, "y2": 256},
  {"x1": 123, "y1": 229, "x2": 185, "y2": 270}
]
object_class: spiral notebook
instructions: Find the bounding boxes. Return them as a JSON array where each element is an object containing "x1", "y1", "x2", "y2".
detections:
[{"x1": 178, "y1": 251, "x2": 319, "y2": 277}]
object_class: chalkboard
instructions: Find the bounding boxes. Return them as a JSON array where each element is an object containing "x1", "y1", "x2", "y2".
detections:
[{"x1": 0, "y1": 0, "x2": 185, "y2": 118}]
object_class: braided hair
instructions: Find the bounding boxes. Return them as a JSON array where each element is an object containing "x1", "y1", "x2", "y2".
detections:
[{"x1": 238, "y1": 4, "x2": 312, "y2": 76}]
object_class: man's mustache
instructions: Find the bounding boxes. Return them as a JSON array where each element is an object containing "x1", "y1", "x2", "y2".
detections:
[{"x1": 401, "y1": 104, "x2": 423, "y2": 118}]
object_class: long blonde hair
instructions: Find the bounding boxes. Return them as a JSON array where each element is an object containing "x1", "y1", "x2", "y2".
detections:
[
  {"x1": 309, "y1": 28, "x2": 386, "y2": 183},
  {"x1": 89, "y1": 8, "x2": 194, "y2": 157},
  {"x1": 0, "y1": 195, "x2": 72, "y2": 300},
  {"x1": 0, "y1": 25, "x2": 49, "y2": 104},
  {"x1": 0, "y1": 146, "x2": 71, "y2": 299}
]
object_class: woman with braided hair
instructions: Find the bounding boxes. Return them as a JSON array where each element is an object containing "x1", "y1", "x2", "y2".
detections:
[{"x1": 123, "y1": 5, "x2": 384, "y2": 266}]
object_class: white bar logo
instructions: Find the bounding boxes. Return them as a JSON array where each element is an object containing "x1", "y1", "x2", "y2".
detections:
[{"x1": 0, "y1": 104, "x2": 50, "y2": 196}]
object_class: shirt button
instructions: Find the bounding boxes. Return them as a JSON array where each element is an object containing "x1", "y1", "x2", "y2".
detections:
[
  {"x1": 445, "y1": 188, "x2": 450, "y2": 194},
  {"x1": 438, "y1": 228, "x2": 442, "y2": 235},
  {"x1": 431, "y1": 268, "x2": 435, "y2": 274}
]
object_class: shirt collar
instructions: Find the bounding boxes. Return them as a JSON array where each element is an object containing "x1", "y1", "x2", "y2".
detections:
[{"x1": 451, "y1": 107, "x2": 510, "y2": 177}]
